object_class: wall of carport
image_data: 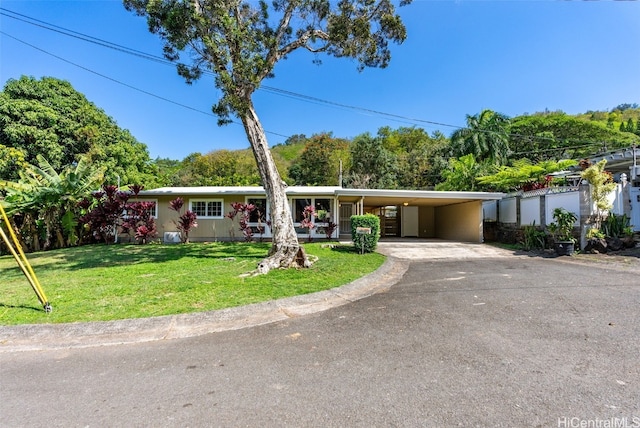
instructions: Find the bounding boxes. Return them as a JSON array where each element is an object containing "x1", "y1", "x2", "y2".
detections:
[{"x1": 433, "y1": 200, "x2": 483, "y2": 242}]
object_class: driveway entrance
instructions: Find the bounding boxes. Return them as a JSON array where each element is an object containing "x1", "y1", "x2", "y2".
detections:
[{"x1": 376, "y1": 238, "x2": 513, "y2": 260}]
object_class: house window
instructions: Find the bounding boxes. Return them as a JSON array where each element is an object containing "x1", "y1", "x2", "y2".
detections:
[
  {"x1": 293, "y1": 198, "x2": 312, "y2": 222},
  {"x1": 247, "y1": 198, "x2": 267, "y2": 223},
  {"x1": 291, "y1": 197, "x2": 335, "y2": 236},
  {"x1": 315, "y1": 198, "x2": 332, "y2": 222},
  {"x1": 189, "y1": 199, "x2": 223, "y2": 219}
]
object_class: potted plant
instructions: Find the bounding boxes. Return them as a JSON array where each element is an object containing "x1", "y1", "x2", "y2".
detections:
[{"x1": 547, "y1": 208, "x2": 578, "y2": 256}]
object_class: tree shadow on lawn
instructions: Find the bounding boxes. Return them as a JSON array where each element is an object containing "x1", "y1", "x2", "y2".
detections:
[
  {"x1": 330, "y1": 244, "x2": 363, "y2": 254},
  {"x1": 20, "y1": 242, "x2": 271, "y2": 273}
]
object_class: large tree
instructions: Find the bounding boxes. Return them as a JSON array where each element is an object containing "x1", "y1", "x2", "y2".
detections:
[
  {"x1": 345, "y1": 132, "x2": 398, "y2": 189},
  {"x1": 376, "y1": 126, "x2": 449, "y2": 189},
  {"x1": 288, "y1": 133, "x2": 350, "y2": 186},
  {"x1": 449, "y1": 109, "x2": 511, "y2": 166},
  {"x1": 0, "y1": 76, "x2": 159, "y2": 186},
  {"x1": 124, "y1": 0, "x2": 410, "y2": 273}
]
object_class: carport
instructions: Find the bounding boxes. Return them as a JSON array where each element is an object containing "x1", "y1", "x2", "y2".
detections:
[{"x1": 335, "y1": 189, "x2": 504, "y2": 243}]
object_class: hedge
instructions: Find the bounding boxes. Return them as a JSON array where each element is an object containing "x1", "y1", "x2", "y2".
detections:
[{"x1": 351, "y1": 214, "x2": 380, "y2": 253}]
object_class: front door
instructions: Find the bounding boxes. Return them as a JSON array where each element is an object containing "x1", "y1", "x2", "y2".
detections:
[
  {"x1": 401, "y1": 206, "x2": 419, "y2": 237},
  {"x1": 339, "y1": 203, "x2": 353, "y2": 236}
]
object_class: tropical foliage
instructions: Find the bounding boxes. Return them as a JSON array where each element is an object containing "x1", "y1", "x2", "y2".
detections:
[
  {"x1": 78, "y1": 184, "x2": 157, "y2": 245},
  {"x1": 477, "y1": 159, "x2": 578, "y2": 192},
  {"x1": 0, "y1": 76, "x2": 159, "y2": 186},
  {"x1": 1, "y1": 155, "x2": 104, "y2": 250},
  {"x1": 580, "y1": 159, "x2": 617, "y2": 228},
  {"x1": 168, "y1": 197, "x2": 197, "y2": 243},
  {"x1": 435, "y1": 154, "x2": 490, "y2": 192},
  {"x1": 449, "y1": 109, "x2": 511, "y2": 165}
]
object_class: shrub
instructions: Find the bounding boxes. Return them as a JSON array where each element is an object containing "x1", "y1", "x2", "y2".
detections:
[
  {"x1": 299, "y1": 205, "x2": 316, "y2": 242},
  {"x1": 351, "y1": 214, "x2": 380, "y2": 253},
  {"x1": 521, "y1": 222, "x2": 546, "y2": 251},
  {"x1": 601, "y1": 213, "x2": 632, "y2": 238},
  {"x1": 547, "y1": 208, "x2": 578, "y2": 243}
]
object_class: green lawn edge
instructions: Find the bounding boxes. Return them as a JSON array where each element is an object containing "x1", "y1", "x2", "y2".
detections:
[{"x1": 0, "y1": 242, "x2": 385, "y2": 325}]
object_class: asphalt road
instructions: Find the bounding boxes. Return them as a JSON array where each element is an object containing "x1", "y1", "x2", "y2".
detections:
[{"x1": 1, "y1": 252, "x2": 639, "y2": 427}]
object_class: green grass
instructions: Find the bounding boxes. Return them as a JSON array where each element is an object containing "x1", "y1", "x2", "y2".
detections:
[{"x1": 0, "y1": 242, "x2": 385, "y2": 325}]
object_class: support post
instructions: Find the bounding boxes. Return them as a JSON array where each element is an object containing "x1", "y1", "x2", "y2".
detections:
[{"x1": 0, "y1": 203, "x2": 51, "y2": 312}]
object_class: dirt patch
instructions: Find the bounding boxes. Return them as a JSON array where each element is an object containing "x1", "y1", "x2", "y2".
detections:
[{"x1": 516, "y1": 245, "x2": 640, "y2": 272}]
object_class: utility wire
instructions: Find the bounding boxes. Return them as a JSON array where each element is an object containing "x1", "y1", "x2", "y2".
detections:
[
  {"x1": 0, "y1": 7, "x2": 629, "y2": 154},
  {"x1": 0, "y1": 7, "x2": 464, "y2": 131},
  {"x1": 0, "y1": 30, "x2": 291, "y2": 140}
]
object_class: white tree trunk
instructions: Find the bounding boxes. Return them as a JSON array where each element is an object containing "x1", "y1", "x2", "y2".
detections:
[{"x1": 240, "y1": 102, "x2": 310, "y2": 274}]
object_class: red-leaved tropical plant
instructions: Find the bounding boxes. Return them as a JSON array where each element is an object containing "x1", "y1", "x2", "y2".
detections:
[
  {"x1": 227, "y1": 202, "x2": 258, "y2": 242},
  {"x1": 79, "y1": 184, "x2": 127, "y2": 244},
  {"x1": 299, "y1": 205, "x2": 316, "y2": 242},
  {"x1": 122, "y1": 201, "x2": 157, "y2": 244},
  {"x1": 168, "y1": 197, "x2": 197, "y2": 243},
  {"x1": 79, "y1": 184, "x2": 156, "y2": 244}
]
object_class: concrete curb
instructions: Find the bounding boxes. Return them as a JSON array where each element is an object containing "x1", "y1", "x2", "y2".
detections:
[{"x1": 0, "y1": 256, "x2": 409, "y2": 353}]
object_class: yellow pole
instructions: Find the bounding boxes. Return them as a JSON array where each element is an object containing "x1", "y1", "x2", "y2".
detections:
[{"x1": 0, "y1": 203, "x2": 51, "y2": 312}]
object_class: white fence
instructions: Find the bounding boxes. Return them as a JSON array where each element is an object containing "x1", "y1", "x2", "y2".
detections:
[{"x1": 484, "y1": 183, "x2": 627, "y2": 228}]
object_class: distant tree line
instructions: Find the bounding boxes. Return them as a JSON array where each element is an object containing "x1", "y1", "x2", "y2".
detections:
[{"x1": 2, "y1": 76, "x2": 640, "y2": 252}]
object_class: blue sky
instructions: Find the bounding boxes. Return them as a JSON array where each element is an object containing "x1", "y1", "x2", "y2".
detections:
[{"x1": 1, "y1": 1, "x2": 639, "y2": 161}]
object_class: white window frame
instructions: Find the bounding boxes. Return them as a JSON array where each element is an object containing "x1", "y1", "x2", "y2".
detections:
[
  {"x1": 290, "y1": 197, "x2": 337, "y2": 238},
  {"x1": 189, "y1": 199, "x2": 224, "y2": 219}
]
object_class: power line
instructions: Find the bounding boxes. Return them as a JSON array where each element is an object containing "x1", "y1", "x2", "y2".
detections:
[
  {"x1": 1, "y1": 6, "x2": 631, "y2": 155},
  {"x1": 0, "y1": 7, "x2": 463, "y2": 131},
  {"x1": 0, "y1": 30, "x2": 291, "y2": 140}
]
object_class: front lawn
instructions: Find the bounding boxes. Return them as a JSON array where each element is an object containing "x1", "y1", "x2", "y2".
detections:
[{"x1": 0, "y1": 242, "x2": 385, "y2": 325}]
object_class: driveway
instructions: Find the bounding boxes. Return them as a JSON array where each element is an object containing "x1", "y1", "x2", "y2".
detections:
[
  {"x1": 1, "y1": 242, "x2": 639, "y2": 427},
  {"x1": 376, "y1": 238, "x2": 515, "y2": 260}
]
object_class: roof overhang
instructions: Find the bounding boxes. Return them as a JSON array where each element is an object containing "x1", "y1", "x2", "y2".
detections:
[
  {"x1": 140, "y1": 186, "x2": 342, "y2": 197},
  {"x1": 587, "y1": 146, "x2": 640, "y2": 174},
  {"x1": 141, "y1": 186, "x2": 504, "y2": 208},
  {"x1": 335, "y1": 188, "x2": 504, "y2": 207}
]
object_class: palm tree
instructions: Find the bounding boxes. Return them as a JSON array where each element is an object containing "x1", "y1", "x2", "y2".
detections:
[
  {"x1": 1, "y1": 155, "x2": 104, "y2": 250},
  {"x1": 450, "y1": 109, "x2": 511, "y2": 166}
]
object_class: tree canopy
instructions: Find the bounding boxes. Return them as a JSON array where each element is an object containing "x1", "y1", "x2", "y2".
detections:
[
  {"x1": 509, "y1": 112, "x2": 640, "y2": 162},
  {"x1": 124, "y1": 0, "x2": 411, "y2": 273},
  {"x1": 288, "y1": 133, "x2": 350, "y2": 186},
  {"x1": 0, "y1": 76, "x2": 159, "y2": 186}
]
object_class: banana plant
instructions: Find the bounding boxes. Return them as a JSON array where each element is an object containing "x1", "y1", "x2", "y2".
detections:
[{"x1": 0, "y1": 155, "x2": 104, "y2": 250}]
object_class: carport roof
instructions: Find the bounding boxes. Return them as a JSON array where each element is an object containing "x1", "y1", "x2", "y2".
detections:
[
  {"x1": 140, "y1": 186, "x2": 504, "y2": 207},
  {"x1": 335, "y1": 188, "x2": 504, "y2": 207},
  {"x1": 586, "y1": 146, "x2": 640, "y2": 175}
]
